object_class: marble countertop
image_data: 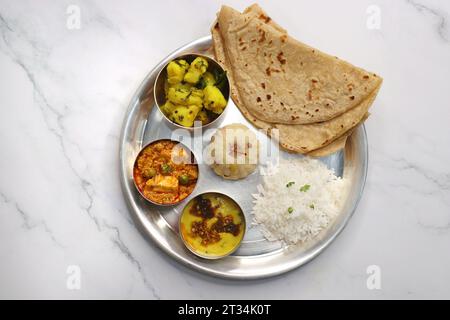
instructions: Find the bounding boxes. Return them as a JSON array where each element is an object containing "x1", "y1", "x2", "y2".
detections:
[{"x1": 1, "y1": 0, "x2": 449, "y2": 299}]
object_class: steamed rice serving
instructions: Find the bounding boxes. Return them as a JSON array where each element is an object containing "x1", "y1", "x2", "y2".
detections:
[{"x1": 252, "y1": 157, "x2": 348, "y2": 244}]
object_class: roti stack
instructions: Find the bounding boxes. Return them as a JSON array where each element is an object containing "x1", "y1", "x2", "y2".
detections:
[{"x1": 211, "y1": 4, "x2": 382, "y2": 156}]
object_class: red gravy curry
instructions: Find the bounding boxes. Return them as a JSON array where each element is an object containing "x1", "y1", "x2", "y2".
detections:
[{"x1": 133, "y1": 140, "x2": 198, "y2": 205}]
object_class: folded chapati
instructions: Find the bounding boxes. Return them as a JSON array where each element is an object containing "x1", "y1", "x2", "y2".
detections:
[
  {"x1": 307, "y1": 113, "x2": 369, "y2": 157},
  {"x1": 212, "y1": 4, "x2": 382, "y2": 154},
  {"x1": 216, "y1": 5, "x2": 381, "y2": 125},
  {"x1": 273, "y1": 90, "x2": 377, "y2": 153},
  {"x1": 307, "y1": 134, "x2": 350, "y2": 158}
]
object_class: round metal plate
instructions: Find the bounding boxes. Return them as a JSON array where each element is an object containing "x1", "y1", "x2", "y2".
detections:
[{"x1": 119, "y1": 36, "x2": 368, "y2": 279}]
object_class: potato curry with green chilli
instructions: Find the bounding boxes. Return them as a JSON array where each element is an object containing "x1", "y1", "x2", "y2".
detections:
[
  {"x1": 160, "y1": 57, "x2": 228, "y2": 127},
  {"x1": 180, "y1": 193, "x2": 245, "y2": 258},
  {"x1": 133, "y1": 140, "x2": 198, "y2": 205}
]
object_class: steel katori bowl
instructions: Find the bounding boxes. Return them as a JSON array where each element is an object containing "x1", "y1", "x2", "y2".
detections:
[
  {"x1": 132, "y1": 138, "x2": 199, "y2": 207},
  {"x1": 153, "y1": 53, "x2": 230, "y2": 131},
  {"x1": 178, "y1": 191, "x2": 246, "y2": 260}
]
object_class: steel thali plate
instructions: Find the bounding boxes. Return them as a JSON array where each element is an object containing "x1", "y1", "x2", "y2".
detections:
[{"x1": 119, "y1": 36, "x2": 368, "y2": 279}]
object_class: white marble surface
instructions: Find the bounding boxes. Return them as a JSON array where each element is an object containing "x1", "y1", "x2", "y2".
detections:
[{"x1": 0, "y1": 0, "x2": 449, "y2": 299}]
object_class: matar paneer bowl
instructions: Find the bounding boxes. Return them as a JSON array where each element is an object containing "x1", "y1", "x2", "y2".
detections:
[
  {"x1": 133, "y1": 139, "x2": 199, "y2": 206},
  {"x1": 179, "y1": 192, "x2": 246, "y2": 259},
  {"x1": 154, "y1": 53, "x2": 230, "y2": 131}
]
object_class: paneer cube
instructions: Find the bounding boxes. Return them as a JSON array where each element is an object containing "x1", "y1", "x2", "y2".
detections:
[{"x1": 145, "y1": 175, "x2": 179, "y2": 193}]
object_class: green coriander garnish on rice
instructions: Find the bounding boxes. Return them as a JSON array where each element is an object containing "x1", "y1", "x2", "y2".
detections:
[
  {"x1": 252, "y1": 158, "x2": 348, "y2": 244},
  {"x1": 300, "y1": 184, "x2": 310, "y2": 192}
]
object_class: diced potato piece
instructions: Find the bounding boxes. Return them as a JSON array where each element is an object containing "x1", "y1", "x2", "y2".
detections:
[
  {"x1": 184, "y1": 57, "x2": 208, "y2": 84},
  {"x1": 170, "y1": 106, "x2": 189, "y2": 126},
  {"x1": 202, "y1": 72, "x2": 216, "y2": 87},
  {"x1": 195, "y1": 110, "x2": 209, "y2": 123},
  {"x1": 191, "y1": 57, "x2": 208, "y2": 73},
  {"x1": 203, "y1": 85, "x2": 227, "y2": 114},
  {"x1": 177, "y1": 59, "x2": 189, "y2": 69},
  {"x1": 159, "y1": 101, "x2": 177, "y2": 117},
  {"x1": 167, "y1": 61, "x2": 187, "y2": 85},
  {"x1": 167, "y1": 86, "x2": 190, "y2": 105},
  {"x1": 186, "y1": 88, "x2": 204, "y2": 107},
  {"x1": 186, "y1": 105, "x2": 201, "y2": 124},
  {"x1": 184, "y1": 71, "x2": 201, "y2": 84},
  {"x1": 145, "y1": 174, "x2": 178, "y2": 193},
  {"x1": 186, "y1": 95, "x2": 202, "y2": 107},
  {"x1": 184, "y1": 72, "x2": 199, "y2": 84},
  {"x1": 170, "y1": 105, "x2": 201, "y2": 127},
  {"x1": 173, "y1": 82, "x2": 192, "y2": 91}
]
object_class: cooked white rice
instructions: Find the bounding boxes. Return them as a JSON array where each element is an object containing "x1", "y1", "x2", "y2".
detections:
[{"x1": 252, "y1": 157, "x2": 348, "y2": 244}]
